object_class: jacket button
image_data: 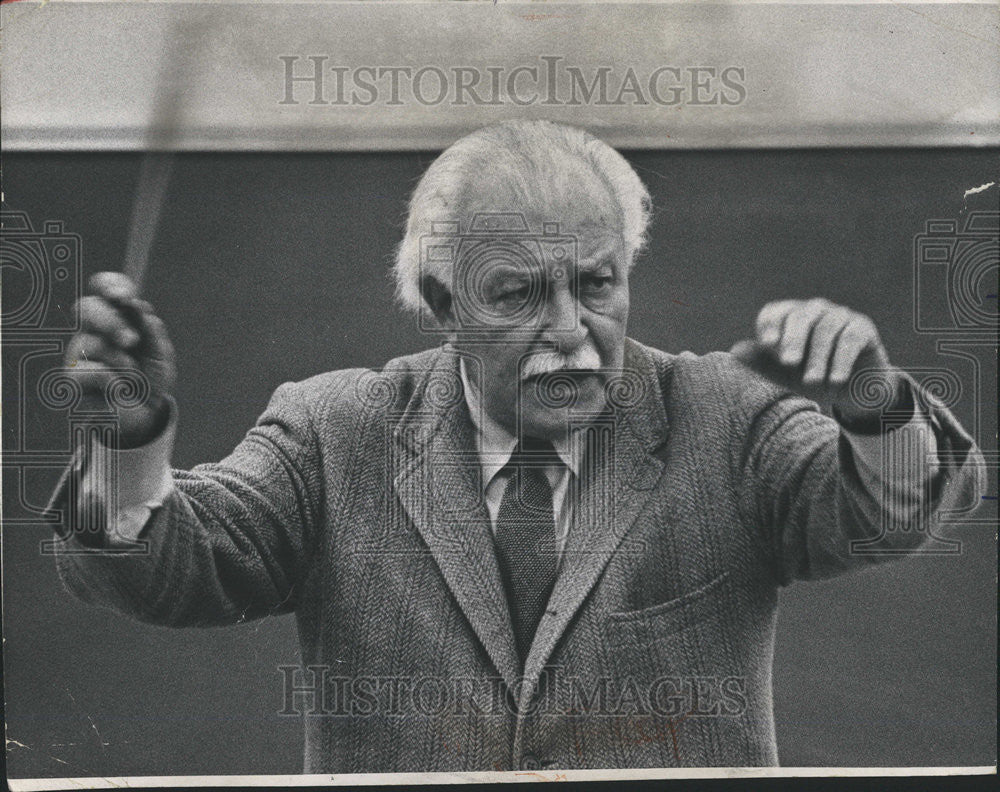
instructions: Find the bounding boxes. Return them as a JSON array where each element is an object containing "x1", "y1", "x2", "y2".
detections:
[{"x1": 519, "y1": 754, "x2": 540, "y2": 770}]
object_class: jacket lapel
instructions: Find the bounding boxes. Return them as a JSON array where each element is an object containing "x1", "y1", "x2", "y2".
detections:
[
  {"x1": 390, "y1": 340, "x2": 670, "y2": 699},
  {"x1": 521, "y1": 339, "x2": 671, "y2": 696},
  {"x1": 391, "y1": 347, "x2": 521, "y2": 690}
]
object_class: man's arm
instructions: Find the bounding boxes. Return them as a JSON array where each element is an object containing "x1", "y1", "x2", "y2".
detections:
[
  {"x1": 50, "y1": 379, "x2": 324, "y2": 627},
  {"x1": 48, "y1": 272, "x2": 321, "y2": 626},
  {"x1": 730, "y1": 298, "x2": 985, "y2": 584}
]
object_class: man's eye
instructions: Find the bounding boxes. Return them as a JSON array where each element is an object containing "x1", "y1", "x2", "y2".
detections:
[
  {"x1": 581, "y1": 275, "x2": 614, "y2": 294},
  {"x1": 484, "y1": 283, "x2": 532, "y2": 312},
  {"x1": 492, "y1": 285, "x2": 530, "y2": 303}
]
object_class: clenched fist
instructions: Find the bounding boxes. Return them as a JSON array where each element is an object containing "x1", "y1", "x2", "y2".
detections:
[
  {"x1": 730, "y1": 298, "x2": 904, "y2": 425},
  {"x1": 66, "y1": 272, "x2": 176, "y2": 447}
]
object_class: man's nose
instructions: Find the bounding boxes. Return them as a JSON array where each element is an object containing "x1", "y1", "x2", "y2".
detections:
[{"x1": 540, "y1": 287, "x2": 586, "y2": 350}]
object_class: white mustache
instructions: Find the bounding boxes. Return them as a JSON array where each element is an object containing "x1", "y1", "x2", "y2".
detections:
[{"x1": 520, "y1": 346, "x2": 602, "y2": 379}]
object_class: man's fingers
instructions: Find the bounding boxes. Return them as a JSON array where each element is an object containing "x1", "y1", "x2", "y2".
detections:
[
  {"x1": 741, "y1": 299, "x2": 890, "y2": 412},
  {"x1": 88, "y1": 272, "x2": 139, "y2": 303},
  {"x1": 130, "y1": 305, "x2": 175, "y2": 364},
  {"x1": 78, "y1": 296, "x2": 141, "y2": 350},
  {"x1": 77, "y1": 291, "x2": 172, "y2": 361},
  {"x1": 65, "y1": 332, "x2": 136, "y2": 371},
  {"x1": 777, "y1": 300, "x2": 828, "y2": 367},
  {"x1": 755, "y1": 300, "x2": 798, "y2": 347},
  {"x1": 802, "y1": 309, "x2": 850, "y2": 385},
  {"x1": 76, "y1": 275, "x2": 176, "y2": 402},
  {"x1": 67, "y1": 360, "x2": 123, "y2": 394},
  {"x1": 65, "y1": 274, "x2": 174, "y2": 445},
  {"x1": 829, "y1": 318, "x2": 875, "y2": 385}
]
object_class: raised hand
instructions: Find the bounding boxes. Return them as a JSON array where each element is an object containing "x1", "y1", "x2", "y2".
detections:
[
  {"x1": 730, "y1": 298, "x2": 902, "y2": 425},
  {"x1": 66, "y1": 272, "x2": 176, "y2": 447}
]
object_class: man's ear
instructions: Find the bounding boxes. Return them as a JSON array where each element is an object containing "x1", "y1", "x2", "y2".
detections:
[{"x1": 420, "y1": 274, "x2": 456, "y2": 330}]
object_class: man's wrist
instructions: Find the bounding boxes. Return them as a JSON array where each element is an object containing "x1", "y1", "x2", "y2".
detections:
[
  {"x1": 833, "y1": 369, "x2": 915, "y2": 435},
  {"x1": 118, "y1": 395, "x2": 172, "y2": 449},
  {"x1": 89, "y1": 396, "x2": 178, "y2": 502}
]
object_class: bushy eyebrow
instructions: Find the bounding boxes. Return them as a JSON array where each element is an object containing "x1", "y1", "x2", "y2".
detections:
[
  {"x1": 577, "y1": 259, "x2": 615, "y2": 275},
  {"x1": 485, "y1": 265, "x2": 531, "y2": 278},
  {"x1": 576, "y1": 249, "x2": 618, "y2": 274},
  {"x1": 479, "y1": 248, "x2": 617, "y2": 279},
  {"x1": 575, "y1": 236, "x2": 621, "y2": 266}
]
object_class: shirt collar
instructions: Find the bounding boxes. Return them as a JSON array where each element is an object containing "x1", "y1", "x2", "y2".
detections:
[{"x1": 459, "y1": 357, "x2": 580, "y2": 486}]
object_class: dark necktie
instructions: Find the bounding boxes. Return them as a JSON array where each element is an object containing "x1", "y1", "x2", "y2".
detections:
[{"x1": 493, "y1": 437, "x2": 559, "y2": 665}]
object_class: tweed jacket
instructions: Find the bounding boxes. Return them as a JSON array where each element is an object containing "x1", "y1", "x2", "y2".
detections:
[{"x1": 51, "y1": 339, "x2": 982, "y2": 772}]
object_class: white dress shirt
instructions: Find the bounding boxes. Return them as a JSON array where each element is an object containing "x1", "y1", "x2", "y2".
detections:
[{"x1": 458, "y1": 358, "x2": 581, "y2": 558}]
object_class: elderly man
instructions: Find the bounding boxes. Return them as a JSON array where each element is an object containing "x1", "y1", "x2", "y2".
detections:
[{"x1": 51, "y1": 119, "x2": 982, "y2": 772}]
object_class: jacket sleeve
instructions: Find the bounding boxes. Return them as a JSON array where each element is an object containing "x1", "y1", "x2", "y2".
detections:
[
  {"x1": 48, "y1": 378, "x2": 326, "y2": 627},
  {"x1": 733, "y1": 365, "x2": 986, "y2": 585}
]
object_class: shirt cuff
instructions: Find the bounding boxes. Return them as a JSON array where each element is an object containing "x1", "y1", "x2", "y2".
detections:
[
  {"x1": 843, "y1": 401, "x2": 940, "y2": 488},
  {"x1": 80, "y1": 398, "x2": 178, "y2": 544}
]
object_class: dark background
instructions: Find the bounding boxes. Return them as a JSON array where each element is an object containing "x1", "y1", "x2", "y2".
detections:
[{"x1": 3, "y1": 149, "x2": 996, "y2": 777}]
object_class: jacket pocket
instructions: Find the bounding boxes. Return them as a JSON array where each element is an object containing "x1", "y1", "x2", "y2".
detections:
[
  {"x1": 606, "y1": 570, "x2": 730, "y2": 638},
  {"x1": 601, "y1": 570, "x2": 749, "y2": 767}
]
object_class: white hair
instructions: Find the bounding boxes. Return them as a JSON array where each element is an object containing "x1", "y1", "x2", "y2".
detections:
[{"x1": 393, "y1": 119, "x2": 652, "y2": 312}]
